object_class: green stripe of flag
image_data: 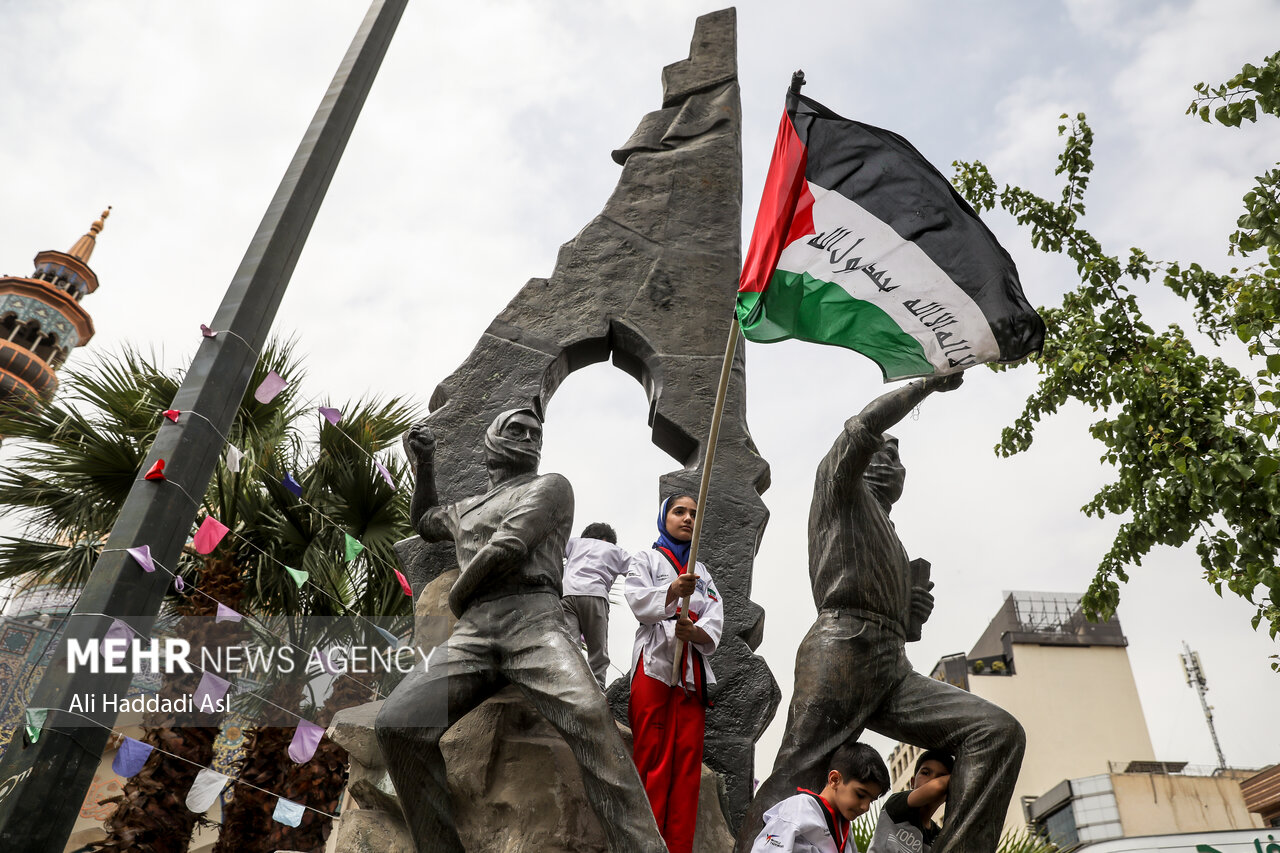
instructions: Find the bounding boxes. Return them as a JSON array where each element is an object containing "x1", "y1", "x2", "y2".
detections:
[{"x1": 737, "y1": 269, "x2": 934, "y2": 381}]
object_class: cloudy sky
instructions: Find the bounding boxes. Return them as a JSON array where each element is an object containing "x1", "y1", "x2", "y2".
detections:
[{"x1": 3, "y1": 0, "x2": 1278, "y2": 786}]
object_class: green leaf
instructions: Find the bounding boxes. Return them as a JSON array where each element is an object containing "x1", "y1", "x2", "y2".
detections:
[{"x1": 1256, "y1": 457, "x2": 1280, "y2": 479}]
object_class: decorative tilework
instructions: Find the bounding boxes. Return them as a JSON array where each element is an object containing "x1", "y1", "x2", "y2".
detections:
[
  {"x1": 0, "y1": 626, "x2": 33, "y2": 655},
  {"x1": 0, "y1": 293, "x2": 80, "y2": 347}
]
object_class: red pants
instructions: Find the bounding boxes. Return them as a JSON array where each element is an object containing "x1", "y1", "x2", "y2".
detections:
[{"x1": 629, "y1": 657, "x2": 705, "y2": 853}]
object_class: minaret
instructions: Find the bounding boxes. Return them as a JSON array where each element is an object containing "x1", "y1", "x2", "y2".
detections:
[{"x1": 0, "y1": 208, "x2": 107, "y2": 408}]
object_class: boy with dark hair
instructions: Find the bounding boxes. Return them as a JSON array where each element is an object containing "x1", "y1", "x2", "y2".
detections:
[
  {"x1": 868, "y1": 749, "x2": 953, "y2": 853},
  {"x1": 749, "y1": 742, "x2": 889, "y2": 853},
  {"x1": 562, "y1": 521, "x2": 630, "y2": 688}
]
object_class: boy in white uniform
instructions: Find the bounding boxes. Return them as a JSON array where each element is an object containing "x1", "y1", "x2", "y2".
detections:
[
  {"x1": 561, "y1": 522, "x2": 631, "y2": 688},
  {"x1": 749, "y1": 742, "x2": 889, "y2": 853}
]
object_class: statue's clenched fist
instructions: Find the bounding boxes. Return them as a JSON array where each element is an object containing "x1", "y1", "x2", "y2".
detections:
[{"x1": 406, "y1": 423, "x2": 436, "y2": 466}]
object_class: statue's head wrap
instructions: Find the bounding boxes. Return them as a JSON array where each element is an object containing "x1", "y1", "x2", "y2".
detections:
[
  {"x1": 484, "y1": 407, "x2": 543, "y2": 480},
  {"x1": 865, "y1": 433, "x2": 905, "y2": 509}
]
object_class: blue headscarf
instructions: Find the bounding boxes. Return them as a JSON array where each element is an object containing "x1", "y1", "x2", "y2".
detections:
[{"x1": 653, "y1": 494, "x2": 694, "y2": 568}]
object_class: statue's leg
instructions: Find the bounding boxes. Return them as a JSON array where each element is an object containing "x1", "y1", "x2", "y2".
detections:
[
  {"x1": 735, "y1": 613, "x2": 900, "y2": 852},
  {"x1": 867, "y1": 669, "x2": 1026, "y2": 853},
  {"x1": 375, "y1": 618, "x2": 504, "y2": 853},
  {"x1": 504, "y1": 594, "x2": 667, "y2": 853}
]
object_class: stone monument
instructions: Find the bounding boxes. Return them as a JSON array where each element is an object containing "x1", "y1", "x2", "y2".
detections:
[{"x1": 393, "y1": 7, "x2": 776, "y2": 829}]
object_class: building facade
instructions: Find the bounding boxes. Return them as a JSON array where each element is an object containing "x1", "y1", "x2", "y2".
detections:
[
  {"x1": 1026, "y1": 765, "x2": 1264, "y2": 844},
  {"x1": 890, "y1": 592, "x2": 1268, "y2": 843},
  {"x1": 891, "y1": 591, "x2": 1156, "y2": 831},
  {"x1": 0, "y1": 209, "x2": 107, "y2": 413}
]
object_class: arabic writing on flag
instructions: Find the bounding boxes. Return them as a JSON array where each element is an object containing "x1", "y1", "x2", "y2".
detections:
[{"x1": 737, "y1": 89, "x2": 1044, "y2": 382}]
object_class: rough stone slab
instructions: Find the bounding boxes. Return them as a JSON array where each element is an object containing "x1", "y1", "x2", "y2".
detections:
[
  {"x1": 394, "y1": 7, "x2": 775, "y2": 829},
  {"x1": 329, "y1": 700, "x2": 386, "y2": 769},
  {"x1": 329, "y1": 809, "x2": 414, "y2": 853}
]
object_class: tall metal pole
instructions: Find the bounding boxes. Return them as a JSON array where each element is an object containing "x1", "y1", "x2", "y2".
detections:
[
  {"x1": 1180, "y1": 641, "x2": 1227, "y2": 771},
  {"x1": 0, "y1": 1, "x2": 408, "y2": 847}
]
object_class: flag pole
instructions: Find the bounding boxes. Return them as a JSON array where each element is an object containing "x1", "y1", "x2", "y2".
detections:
[
  {"x1": 670, "y1": 314, "x2": 739, "y2": 683},
  {"x1": 669, "y1": 69, "x2": 805, "y2": 683}
]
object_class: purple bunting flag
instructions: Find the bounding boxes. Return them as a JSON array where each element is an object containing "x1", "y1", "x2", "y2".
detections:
[
  {"x1": 319, "y1": 406, "x2": 342, "y2": 425},
  {"x1": 112, "y1": 736, "x2": 154, "y2": 778},
  {"x1": 193, "y1": 671, "x2": 231, "y2": 712},
  {"x1": 200, "y1": 323, "x2": 217, "y2": 338},
  {"x1": 374, "y1": 460, "x2": 396, "y2": 490},
  {"x1": 105, "y1": 619, "x2": 135, "y2": 666},
  {"x1": 282, "y1": 473, "x2": 303, "y2": 497},
  {"x1": 309, "y1": 649, "x2": 340, "y2": 675},
  {"x1": 253, "y1": 370, "x2": 288, "y2": 404},
  {"x1": 288, "y1": 719, "x2": 325, "y2": 764},
  {"x1": 126, "y1": 544, "x2": 155, "y2": 573},
  {"x1": 214, "y1": 603, "x2": 242, "y2": 624}
]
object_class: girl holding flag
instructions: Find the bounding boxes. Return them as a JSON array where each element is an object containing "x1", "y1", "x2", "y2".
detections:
[{"x1": 626, "y1": 494, "x2": 725, "y2": 853}]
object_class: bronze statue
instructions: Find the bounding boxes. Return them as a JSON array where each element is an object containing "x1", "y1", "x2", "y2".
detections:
[
  {"x1": 375, "y1": 409, "x2": 667, "y2": 853},
  {"x1": 737, "y1": 376, "x2": 1026, "y2": 852}
]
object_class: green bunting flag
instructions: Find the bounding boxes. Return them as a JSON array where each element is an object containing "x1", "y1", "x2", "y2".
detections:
[
  {"x1": 344, "y1": 533, "x2": 364, "y2": 562},
  {"x1": 284, "y1": 566, "x2": 309, "y2": 588},
  {"x1": 25, "y1": 708, "x2": 47, "y2": 743}
]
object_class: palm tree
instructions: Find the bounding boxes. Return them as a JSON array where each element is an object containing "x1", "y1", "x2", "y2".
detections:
[
  {"x1": 0, "y1": 343, "x2": 416, "y2": 853},
  {"x1": 209, "y1": 398, "x2": 415, "y2": 853}
]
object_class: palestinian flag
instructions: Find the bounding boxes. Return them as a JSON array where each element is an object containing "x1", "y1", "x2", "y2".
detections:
[{"x1": 737, "y1": 90, "x2": 1044, "y2": 381}]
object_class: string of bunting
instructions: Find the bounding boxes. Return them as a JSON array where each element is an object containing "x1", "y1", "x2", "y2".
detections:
[
  {"x1": 116, "y1": 529, "x2": 406, "y2": 675},
  {"x1": 154, "y1": 352, "x2": 412, "y2": 597},
  {"x1": 22, "y1": 705, "x2": 333, "y2": 825},
  {"x1": 7, "y1": 323, "x2": 418, "y2": 833},
  {"x1": 135, "y1": 331, "x2": 415, "y2": 641},
  {"x1": 59, "y1": 610, "x2": 334, "y2": 763},
  {"x1": 74, "y1": 559, "x2": 393, "y2": 704}
]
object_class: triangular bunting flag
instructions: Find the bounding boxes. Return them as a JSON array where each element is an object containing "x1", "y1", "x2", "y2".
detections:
[
  {"x1": 192, "y1": 516, "x2": 230, "y2": 555},
  {"x1": 185, "y1": 767, "x2": 229, "y2": 813},
  {"x1": 224, "y1": 444, "x2": 244, "y2": 474},
  {"x1": 253, "y1": 370, "x2": 288, "y2": 404},
  {"x1": 193, "y1": 671, "x2": 231, "y2": 711},
  {"x1": 214, "y1": 603, "x2": 242, "y2": 624},
  {"x1": 319, "y1": 406, "x2": 342, "y2": 425},
  {"x1": 126, "y1": 544, "x2": 155, "y2": 573},
  {"x1": 272, "y1": 797, "x2": 305, "y2": 827},
  {"x1": 104, "y1": 619, "x2": 134, "y2": 666},
  {"x1": 308, "y1": 649, "x2": 340, "y2": 675},
  {"x1": 288, "y1": 719, "x2": 325, "y2": 764},
  {"x1": 374, "y1": 626, "x2": 401, "y2": 648},
  {"x1": 143, "y1": 459, "x2": 166, "y2": 481},
  {"x1": 24, "y1": 708, "x2": 47, "y2": 743},
  {"x1": 282, "y1": 474, "x2": 303, "y2": 497},
  {"x1": 343, "y1": 534, "x2": 364, "y2": 562},
  {"x1": 394, "y1": 568, "x2": 413, "y2": 597},
  {"x1": 112, "y1": 736, "x2": 154, "y2": 778},
  {"x1": 163, "y1": 409, "x2": 181, "y2": 423},
  {"x1": 374, "y1": 460, "x2": 395, "y2": 490},
  {"x1": 173, "y1": 575, "x2": 186, "y2": 593},
  {"x1": 284, "y1": 566, "x2": 308, "y2": 588},
  {"x1": 200, "y1": 323, "x2": 217, "y2": 338}
]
